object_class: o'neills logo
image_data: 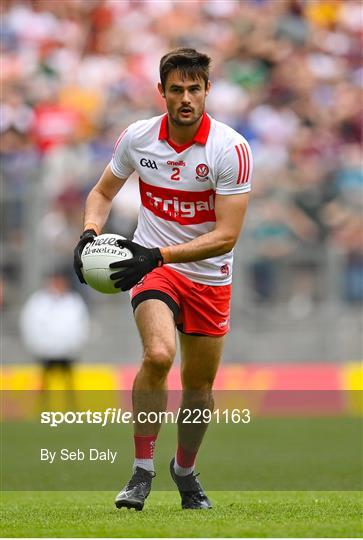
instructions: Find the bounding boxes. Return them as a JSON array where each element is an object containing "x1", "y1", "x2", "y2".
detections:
[
  {"x1": 167, "y1": 160, "x2": 186, "y2": 167},
  {"x1": 92, "y1": 237, "x2": 119, "y2": 247},
  {"x1": 139, "y1": 178, "x2": 216, "y2": 225}
]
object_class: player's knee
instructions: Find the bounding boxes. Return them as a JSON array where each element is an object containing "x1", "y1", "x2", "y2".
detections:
[
  {"x1": 143, "y1": 344, "x2": 174, "y2": 379},
  {"x1": 182, "y1": 370, "x2": 215, "y2": 393}
]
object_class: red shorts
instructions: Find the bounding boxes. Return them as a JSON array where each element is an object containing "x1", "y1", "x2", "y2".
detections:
[{"x1": 130, "y1": 266, "x2": 231, "y2": 337}]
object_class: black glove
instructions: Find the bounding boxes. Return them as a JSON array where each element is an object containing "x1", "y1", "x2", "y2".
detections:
[
  {"x1": 73, "y1": 229, "x2": 97, "y2": 284},
  {"x1": 109, "y1": 239, "x2": 163, "y2": 291}
]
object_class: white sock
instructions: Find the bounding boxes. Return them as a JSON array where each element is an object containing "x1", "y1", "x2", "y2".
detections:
[
  {"x1": 133, "y1": 458, "x2": 154, "y2": 472},
  {"x1": 174, "y1": 456, "x2": 195, "y2": 476}
]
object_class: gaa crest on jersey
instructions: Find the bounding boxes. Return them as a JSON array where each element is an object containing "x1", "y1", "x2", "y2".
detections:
[
  {"x1": 140, "y1": 158, "x2": 158, "y2": 170},
  {"x1": 196, "y1": 163, "x2": 209, "y2": 180}
]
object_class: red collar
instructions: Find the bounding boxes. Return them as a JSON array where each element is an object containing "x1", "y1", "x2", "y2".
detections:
[{"x1": 158, "y1": 112, "x2": 211, "y2": 153}]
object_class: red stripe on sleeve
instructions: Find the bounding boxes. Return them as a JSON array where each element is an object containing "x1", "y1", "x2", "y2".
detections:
[
  {"x1": 239, "y1": 143, "x2": 249, "y2": 184},
  {"x1": 235, "y1": 144, "x2": 243, "y2": 185},
  {"x1": 242, "y1": 143, "x2": 250, "y2": 183},
  {"x1": 112, "y1": 128, "x2": 128, "y2": 157}
]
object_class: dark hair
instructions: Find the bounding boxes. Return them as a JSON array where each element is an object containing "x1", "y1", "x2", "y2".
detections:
[{"x1": 159, "y1": 48, "x2": 211, "y2": 90}]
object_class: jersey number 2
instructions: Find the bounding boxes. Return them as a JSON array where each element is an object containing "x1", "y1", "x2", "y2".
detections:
[{"x1": 171, "y1": 168, "x2": 180, "y2": 181}]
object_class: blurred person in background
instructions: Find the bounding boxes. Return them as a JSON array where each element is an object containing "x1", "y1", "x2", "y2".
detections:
[
  {"x1": 321, "y1": 143, "x2": 363, "y2": 303},
  {"x1": 19, "y1": 270, "x2": 90, "y2": 392}
]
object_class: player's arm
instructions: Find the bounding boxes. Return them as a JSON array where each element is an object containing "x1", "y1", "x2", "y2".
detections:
[
  {"x1": 83, "y1": 164, "x2": 127, "y2": 234},
  {"x1": 74, "y1": 124, "x2": 134, "y2": 284},
  {"x1": 82, "y1": 124, "x2": 133, "y2": 233},
  {"x1": 161, "y1": 192, "x2": 250, "y2": 263},
  {"x1": 73, "y1": 165, "x2": 127, "y2": 284}
]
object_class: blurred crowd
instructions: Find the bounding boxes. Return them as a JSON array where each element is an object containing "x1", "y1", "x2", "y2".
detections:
[{"x1": 1, "y1": 0, "x2": 362, "y2": 309}]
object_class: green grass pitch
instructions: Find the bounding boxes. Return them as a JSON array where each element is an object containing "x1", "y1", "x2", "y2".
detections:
[
  {"x1": 1, "y1": 490, "x2": 362, "y2": 537},
  {"x1": 2, "y1": 409, "x2": 362, "y2": 537}
]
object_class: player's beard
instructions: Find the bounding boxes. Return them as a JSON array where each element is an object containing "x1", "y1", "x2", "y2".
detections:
[{"x1": 169, "y1": 108, "x2": 203, "y2": 127}]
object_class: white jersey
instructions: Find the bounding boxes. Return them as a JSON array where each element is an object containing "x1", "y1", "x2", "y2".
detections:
[{"x1": 110, "y1": 113, "x2": 252, "y2": 285}]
